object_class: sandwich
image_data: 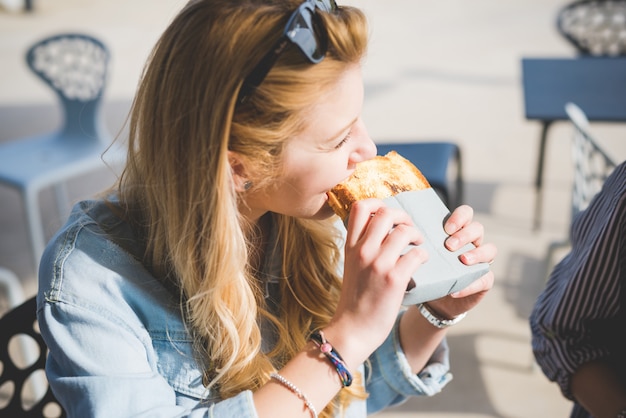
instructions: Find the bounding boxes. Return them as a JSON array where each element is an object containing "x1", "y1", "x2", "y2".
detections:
[
  {"x1": 327, "y1": 150, "x2": 431, "y2": 220},
  {"x1": 326, "y1": 149, "x2": 489, "y2": 305}
]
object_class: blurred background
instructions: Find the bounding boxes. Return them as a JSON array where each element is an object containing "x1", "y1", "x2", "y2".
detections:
[{"x1": 1, "y1": 0, "x2": 625, "y2": 417}]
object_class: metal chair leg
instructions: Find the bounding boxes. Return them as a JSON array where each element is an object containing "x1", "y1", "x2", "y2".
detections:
[{"x1": 24, "y1": 187, "x2": 46, "y2": 271}]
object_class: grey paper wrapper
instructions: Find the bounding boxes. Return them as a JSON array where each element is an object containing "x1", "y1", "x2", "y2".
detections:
[{"x1": 381, "y1": 189, "x2": 490, "y2": 305}]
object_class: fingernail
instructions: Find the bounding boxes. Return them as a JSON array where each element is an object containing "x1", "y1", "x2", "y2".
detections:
[
  {"x1": 445, "y1": 223, "x2": 458, "y2": 235},
  {"x1": 460, "y1": 253, "x2": 474, "y2": 264},
  {"x1": 446, "y1": 237, "x2": 459, "y2": 251}
]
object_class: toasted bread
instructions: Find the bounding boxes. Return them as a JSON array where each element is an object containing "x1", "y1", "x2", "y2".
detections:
[{"x1": 327, "y1": 150, "x2": 431, "y2": 220}]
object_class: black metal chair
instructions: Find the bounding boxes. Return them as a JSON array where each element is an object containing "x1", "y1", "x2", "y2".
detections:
[
  {"x1": 557, "y1": 0, "x2": 626, "y2": 56},
  {"x1": 0, "y1": 296, "x2": 66, "y2": 417},
  {"x1": 376, "y1": 141, "x2": 463, "y2": 210},
  {"x1": 543, "y1": 102, "x2": 618, "y2": 277}
]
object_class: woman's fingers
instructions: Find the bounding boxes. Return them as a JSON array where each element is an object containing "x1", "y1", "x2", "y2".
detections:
[
  {"x1": 459, "y1": 242, "x2": 498, "y2": 266},
  {"x1": 344, "y1": 199, "x2": 426, "y2": 293},
  {"x1": 444, "y1": 205, "x2": 486, "y2": 251},
  {"x1": 346, "y1": 199, "x2": 415, "y2": 247},
  {"x1": 444, "y1": 204, "x2": 474, "y2": 235},
  {"x1": 444, "y1": 204, "x2": 497, "y2": 266},
  {"x1": 345, "y1": 199, "x2": 386, "y2": 247},
  {"x1": 375, "y1": 224, "x2": 427, "y2": 278},
  {"x1": 445, "y1": 220, "x2": 485, "y2": 251},
  {"x1": 394, "y1": 245, "x2": 429, "y2": 282},
  {"x1": 450, "y1": 270, "x2": 495, "y2": 298}
]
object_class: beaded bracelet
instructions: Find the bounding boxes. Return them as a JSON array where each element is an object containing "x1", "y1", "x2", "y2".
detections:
[
  {"x1": 309, "y1": 330, "x2": 353, "y2": 387},
  {"x1": 269, "y1": 372, "x2": 318, "y2": 418}
]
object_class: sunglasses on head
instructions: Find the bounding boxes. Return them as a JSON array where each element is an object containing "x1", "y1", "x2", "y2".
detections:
[{"x1": 237, "y1": 0, "x2": 338, "y2": 105}]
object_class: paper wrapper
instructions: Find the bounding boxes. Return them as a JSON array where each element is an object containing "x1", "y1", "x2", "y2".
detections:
[{"x1": 381, "y1": 189, "x2": 490, "y2": 305}]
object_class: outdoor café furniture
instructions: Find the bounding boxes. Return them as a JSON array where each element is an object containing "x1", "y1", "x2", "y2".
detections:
[
  {"x1": 0, "y1": 295, "x2": 66, "y2": 417},
  {"x1": 557, "y1": 0, "x2": 626, "y2": 57},
  {"x1": 522, "y1": 0, "x2": 626, "y2": 230},
  {"x1": 520, "y1": 56, "x2": 626, "y2": 229},
  {"x1": 0, "y1": 33, "x2": 123, "y2": 270},
  {"x1": 543, "y1": 102, "x2": 619, "y2": 278}
]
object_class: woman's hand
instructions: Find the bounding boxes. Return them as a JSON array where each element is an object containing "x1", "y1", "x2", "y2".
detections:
[
  {"x1": 325, "y1": 198, "x2": 428, "y2": 367},
  {"x1": 428, "y1": 204, "x2": 497, "y2": 319}
]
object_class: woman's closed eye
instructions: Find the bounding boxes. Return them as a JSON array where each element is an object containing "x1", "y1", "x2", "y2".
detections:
[{"x1": 334, "y1": 129, "x2": 352, "y2": 149}]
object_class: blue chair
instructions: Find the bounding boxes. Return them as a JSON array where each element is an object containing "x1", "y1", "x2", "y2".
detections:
[
  {"x1": 0, "y1": 33, "x2": 123, "y2": 270},
  {"x1": 376, "y1": 141, "x2": 463, "y2": 209}
]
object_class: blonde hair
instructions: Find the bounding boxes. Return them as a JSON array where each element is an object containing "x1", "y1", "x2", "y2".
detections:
[{"x1": 116, "y1": 0, "x2": 369, "y2": 415}]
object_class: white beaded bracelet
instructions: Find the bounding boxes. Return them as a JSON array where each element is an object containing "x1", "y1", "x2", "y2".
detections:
[{"x1": 270, "y1": 372, "x2": 318, "y2": 418}]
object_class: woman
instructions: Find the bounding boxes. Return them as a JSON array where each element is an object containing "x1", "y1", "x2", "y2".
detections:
[
  {"x1": 37, "y1": 0, "x2": 496, "y2": 417},
  {"x1": 531, "y1": 160, "x2": 626, "y2": 418}
]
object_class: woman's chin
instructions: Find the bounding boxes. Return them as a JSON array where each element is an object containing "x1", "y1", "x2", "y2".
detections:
[{"x1": 309, "y1": 202, "x2": 337, "y2": 220}]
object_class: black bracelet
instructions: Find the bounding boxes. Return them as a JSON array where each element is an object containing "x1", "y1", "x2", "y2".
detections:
[{"x1": 309, "y1": 330, "x2": 353, "y2": 387}]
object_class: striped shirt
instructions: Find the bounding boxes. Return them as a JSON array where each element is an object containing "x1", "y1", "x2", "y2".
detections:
[{"x1": 530, "y1": 160, "x2": 626, "y2": 418}]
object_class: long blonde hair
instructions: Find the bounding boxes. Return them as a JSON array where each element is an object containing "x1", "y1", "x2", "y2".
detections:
[{"x1": 116, "y1": 0, "x2": 369, "y2": 415}]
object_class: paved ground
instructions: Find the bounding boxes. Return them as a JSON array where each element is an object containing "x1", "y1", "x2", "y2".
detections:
[{"x1": 1, "y1": 1, "x2": 626, "y2": 417}]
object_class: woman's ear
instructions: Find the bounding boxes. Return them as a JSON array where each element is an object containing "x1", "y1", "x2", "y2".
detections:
[{"x1": 228, "y1": 151, "x2": 252, "y2": 192}]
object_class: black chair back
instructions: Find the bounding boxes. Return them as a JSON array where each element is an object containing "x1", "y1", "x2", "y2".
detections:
[{"x1": 0, "y1": 296, "x2": 66, "y2": 417}]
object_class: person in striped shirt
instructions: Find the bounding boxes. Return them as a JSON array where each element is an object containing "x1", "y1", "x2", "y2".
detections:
[{"x1": 530, "y1": 160, "x2": 626, "y2": 418}]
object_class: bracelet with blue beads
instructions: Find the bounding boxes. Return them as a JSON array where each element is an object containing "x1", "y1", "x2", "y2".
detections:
[{"x1": 309, "y1": 330, "x2": 352, "y2": 387}]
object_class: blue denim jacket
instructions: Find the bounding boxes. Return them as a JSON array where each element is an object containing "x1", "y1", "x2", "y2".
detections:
[{"x1": 37, "y1": 199, "x2": 452, "y2": 417}]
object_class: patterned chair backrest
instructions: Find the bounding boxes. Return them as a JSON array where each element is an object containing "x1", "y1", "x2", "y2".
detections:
[
  {"x1": 25, "y1": 33, "x2": 110, "y2": 140},
  {"x1": 557, "y1": 0, "x2": 626, "y2": 56},
  {"x1": 565, "y1": 102, "x2": 618, "y2": 220},
  {"x1": 0, "y1": 296, "x2": 66, "y2": 417}
]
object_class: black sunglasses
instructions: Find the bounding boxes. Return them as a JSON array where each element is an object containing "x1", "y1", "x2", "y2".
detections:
[{"x1": 237, "y1": 0, "x2": 338, "y2": 104}]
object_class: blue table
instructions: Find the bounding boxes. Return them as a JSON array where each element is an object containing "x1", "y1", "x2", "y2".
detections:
[{"x1": 521, "y1": 57, "x2": 626, "y2": 229}]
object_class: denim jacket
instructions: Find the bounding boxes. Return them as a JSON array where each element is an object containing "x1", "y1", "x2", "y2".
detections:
[{"x1": 37, "y1": 199, "x2": 452, "y2": 417}]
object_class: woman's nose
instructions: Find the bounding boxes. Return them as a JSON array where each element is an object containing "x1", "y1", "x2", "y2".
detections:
[
  {"x1": 350, "y1": 119, "x2": 376, "y2": 162},
  {"x1": 365, "y1": 138, "x2": 377, "y2": 160},
  {"x1": 358, "y1": 132, "x2": 377, "y2": 162}
]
